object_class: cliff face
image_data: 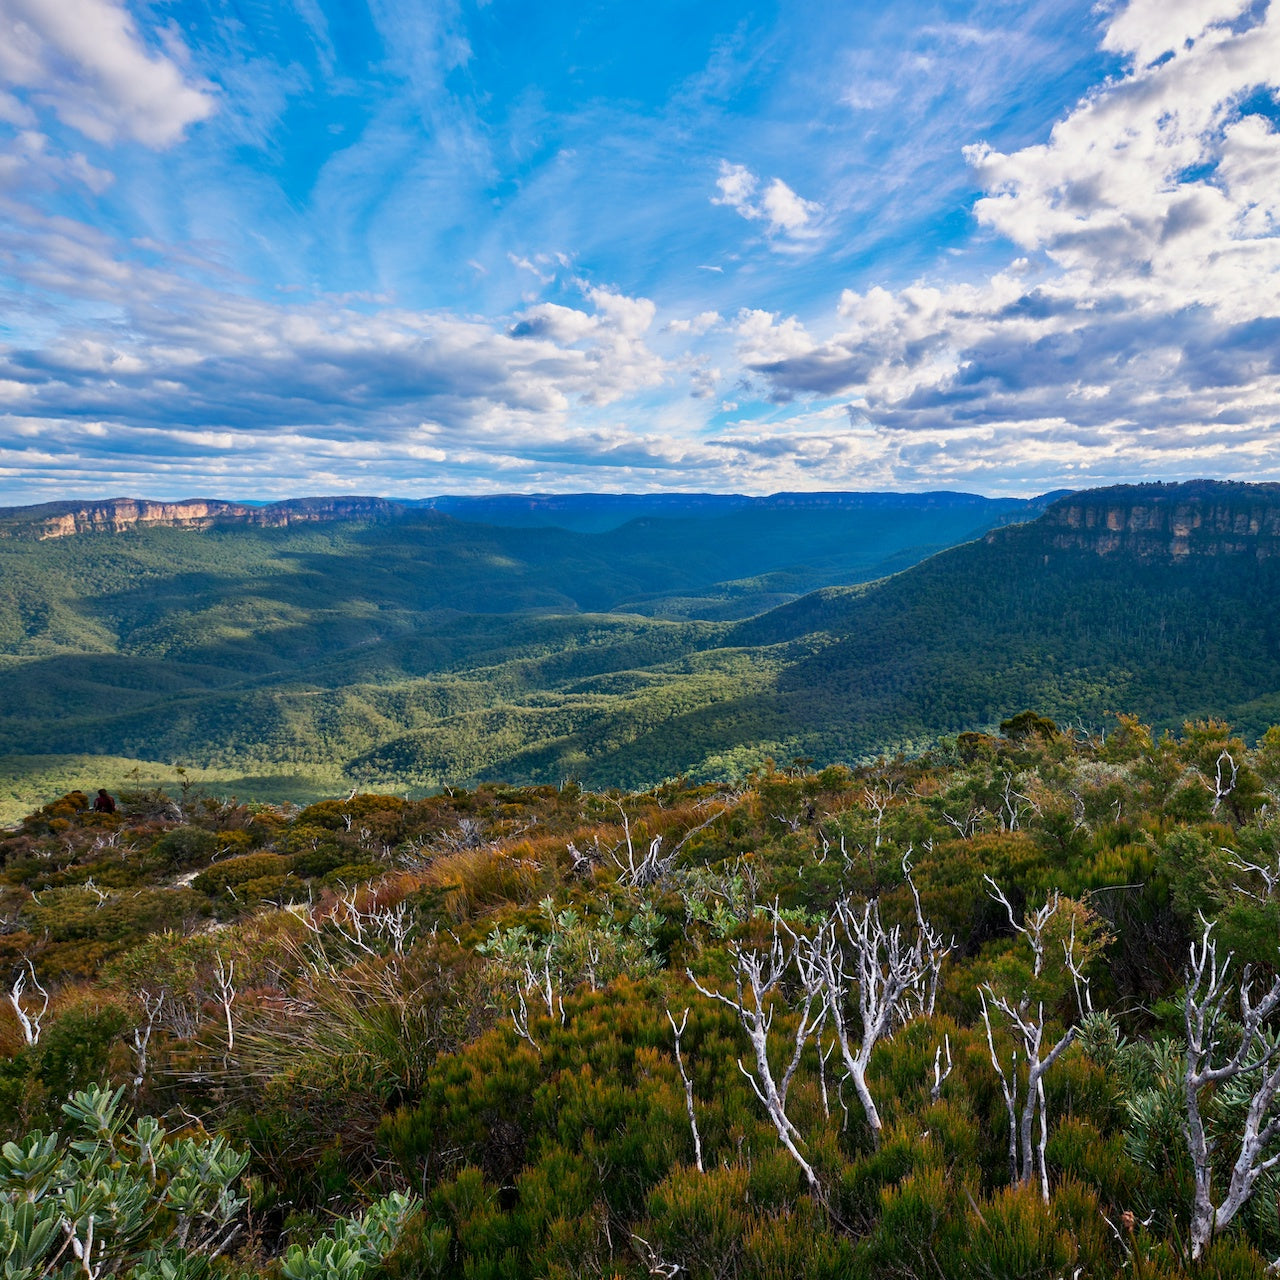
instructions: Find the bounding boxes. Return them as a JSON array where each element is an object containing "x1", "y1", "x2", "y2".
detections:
[
  {"x1": 1010, "y1": 481, "x2": 1280, "y2": 559},
  {"x1": 0, "y1": 496, "x2": 404, "y2": 540}
]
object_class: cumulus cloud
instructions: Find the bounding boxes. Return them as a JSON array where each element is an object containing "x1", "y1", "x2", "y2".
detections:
[
  {"x1": 735, "y1": 0, "x2": 1280, "y2": 486},
  {"x1": 6, "y1": 0, "x2": 1280, "y2": 501},
  {"x1": 1101, "y1": 0, "x2": 1255, "y2": 66},
  {"x1": 712, "y1": 160, "x2": 823, "y2": 241},
  {"x1": 0, "y1": 0, "x2": 216, "y2": 147},
  {"x1": 665, "y1": 311, "x2": 722, "y2": 336}
]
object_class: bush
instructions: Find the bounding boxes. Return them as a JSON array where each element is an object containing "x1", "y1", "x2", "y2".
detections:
[
  {"x1": 149, "y1": 825, "x2": 222, "y2": 869},
  {"x1": 192, "y1": 851, "x2": 290, "y2": 894}
]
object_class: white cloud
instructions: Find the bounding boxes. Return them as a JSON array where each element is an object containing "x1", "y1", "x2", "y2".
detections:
[
  {"x1": 0, "y1": 88, "x2": 33, "y2": 127},
  {"x1": 586, "y1": 286, "x2": 656, "y2": 339},
  {"x1": 712, "y1": 160, "x2": 758, "y2": 216},
  {"x1": 0, "y1": 129, "x2": 114, "y2": 193},
  {"x1": 760, "y1": 178, "x2": 822, "y2": 234},
  {"x1": 712, "y1": 159, "x2": 823, "y2": 241},
  {"x1": 0, "y1": 0, "x2": 216, "y2": 147},
  {"x1": 1101, "y1": 0, "x2": 1254, "y2": 66},
  {"x1": 0, "y1": 213, "x2": 672, "y2": 492},
  {"x1": 509, "y1": 253, "x2": 555, "y2": 284},
  {"x1": 666, "y1": 311, "x2": 722, "y2": 335},
  {"x1": 5, "y1": 0, "x2": 1280, "y2": 500},
  {"x1": 731, "y1": 0, "x2": 1280, "y2": 486}
]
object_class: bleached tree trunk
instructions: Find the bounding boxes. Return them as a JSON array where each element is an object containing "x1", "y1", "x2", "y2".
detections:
[
  {"x1": 930, "y1": 1034, "x2": 953, "y2": 1103},
  {"x1": 666, "y1": 1007, "x2": 704, "y2": 1173},
  {"x1": 687, "y1": 915, "x2": 824, "y2": 1195},
  {"x1": 978, "y1": 880, "x2": 1090, "y2": 1201},
  {"x1": 213, "y1": 955, "x2": 236, "y2": 1055},
  {"x1": 804, "y1": 896, "x2": 927, "y2": 1148},
  {"x1": 1182, "y1": 920, "x2": 1280, "y2": 1259},
  {"x1": 8, "y1": 959, "x2": 49, "y2": 1047},
  {"x1": 131, "y1": 989, "x2": 165, "y2": 1093}
]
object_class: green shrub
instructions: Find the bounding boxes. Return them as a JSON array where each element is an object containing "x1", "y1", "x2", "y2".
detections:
[
  {"x1": 642, "y1": 1165, "x2": 751, "y2": 1279},
  {"x1": 949, "y1": 1182, "x2": 1078, "y2": 1279},
  {"x1": 192, "y1": 852, "x2": 290, "y2": 894},
  {"x1": 149, "y1": 825, "x2": 221, "y2": 869}
]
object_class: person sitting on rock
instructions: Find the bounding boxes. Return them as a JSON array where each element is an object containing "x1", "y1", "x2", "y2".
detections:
[{"x1": 92, "y1": 788, "x2": 116, "y2": 814}]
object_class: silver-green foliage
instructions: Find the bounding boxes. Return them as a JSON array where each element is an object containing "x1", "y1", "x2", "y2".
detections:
[
  {"x1": 0, "y1": 1084, "x2": 246, "y2": 1279},
  {"x1": 0, "y1": 1085, "x2": 419, "y2": 1280},
  {"x1": 279, "y1": 1192, "x2": 419, "y2": 1280}
]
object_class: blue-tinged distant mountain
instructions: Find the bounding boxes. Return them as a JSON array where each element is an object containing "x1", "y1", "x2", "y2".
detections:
[
  {"x1": 351, "y1": 481, "x2": 1280, "y2": 787},
  {"x1": 411, "y1": 490, "x2": 1066, "y2": 534},
  {"x1": 0, "y1": 489, "x2": 1063, "y2": 623}
]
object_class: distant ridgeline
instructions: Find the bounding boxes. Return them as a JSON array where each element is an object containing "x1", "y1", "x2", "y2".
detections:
[
  {"x1": 2, "y1": 479, "x2": 1280, "y2": 814},
  {"x1": 0, "y1": 495, "x2": 406, "y2": 540},
  {"x1": 0, "y1": 489, "x2": 1054, "y2": 540}
]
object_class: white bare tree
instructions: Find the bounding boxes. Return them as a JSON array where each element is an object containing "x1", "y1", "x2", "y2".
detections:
[
  {"x1": 687, "y1": 872, "x2": 949, "y2": 1190},
  {"x1": 1212, "y1": 748, "x2": 1239, "y2": 815},
  {"x1": 8, "y1": 959, "x2": 49, "y2": 1047},
  {"x1": 801, "y1": 895, "x2": 926, "y2": 1148},
  {"x1": 607, "y1": 798, "x2": 731, "y2": 889},
  {"x1": 978, "y1": 878, "x2": 1093, "y2": 1202},
  {"x1": 303, "y1": 884, "x2": 416, "y2": 964},
  {"x1": 130, "y1": 989, "x2": 165, "y2": 1093},
  {"x1": 863, "y1": 782, "x2": 896, "y2": 849},
  {"x1": 687, "y1": 914, "x2": 825, "y2": 1196},
  {"x1": 666, "y1": 1006, "x2": 704, "y2": 1173},
  {"x1": 930, "y1": 1035, "x2": 953, "y2": 1104},
  {"x1": 1181, "y1": 919, "x2": 1280, "y2": 1260},
  {"x1": 507, "y1": 939, "x2": 567, "y2": 1056},
  {"x1": 1227, "y1": 848, "x2": 1280, "y2": 901},
  {"x1": 213, "y1": 954, "x2": 237, "y2": 1055}
]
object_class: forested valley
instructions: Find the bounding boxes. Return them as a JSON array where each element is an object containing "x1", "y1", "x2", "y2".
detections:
[
  {"x1": 4, "y1": 481, "x2": 1280, "y2": 822},
  {"x1": 5, "y1": 714, "x2": 1280, "y2": 1276}
]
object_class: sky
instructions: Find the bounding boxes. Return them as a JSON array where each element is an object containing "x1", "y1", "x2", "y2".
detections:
[{"x1": 0, "y1": 0, "x2": 1278, "y2": 502}]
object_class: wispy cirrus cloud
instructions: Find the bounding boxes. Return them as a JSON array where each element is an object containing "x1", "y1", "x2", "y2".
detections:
[
  {"x1": 0, "y1": 201, "x2": 691, "y2": 496},
  {"x1": 734, "y1": 0, "x2": 1280, "y2": 486},
  {"x1": 1, "y1": 0, "x2": 1279, "y2": 501}
]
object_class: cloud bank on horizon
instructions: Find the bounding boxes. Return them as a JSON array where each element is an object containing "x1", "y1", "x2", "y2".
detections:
[{"x1": 0, "y1": 0, "x2": 1277, "y2": 502}]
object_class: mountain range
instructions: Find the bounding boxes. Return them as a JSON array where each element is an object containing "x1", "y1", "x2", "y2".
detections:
[{"x1": 1, "y1": 480, "x2": 1278, "y2": 818}]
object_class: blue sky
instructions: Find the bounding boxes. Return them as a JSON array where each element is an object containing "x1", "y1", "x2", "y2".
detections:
[{"x1": 0, "y1": 0, "x2": 1278, "y2": 501}]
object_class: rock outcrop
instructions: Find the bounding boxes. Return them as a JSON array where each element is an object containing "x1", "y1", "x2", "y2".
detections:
[
  {"x1": 993, "y1": 481, "x2": 1280, "y2": 560},
  {"x1": 0, "y1": 496, "x2": 404, "y2": 539}
]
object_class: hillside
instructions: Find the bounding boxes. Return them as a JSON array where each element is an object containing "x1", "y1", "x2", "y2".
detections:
[
  {"x1": 5, "y1": 722, "x2": 1280, "y2": 1275},
  {"x1": 3, "y1": 481, "x2": 1280, "y2": 815},
  {"x1": 724, "y1": 480, "x2": 1280, "y2": 761},
  {"x1": 353, "y1": 481, "x2": 1280, "y2": 787},
  {"x1": 0, "y1": 490, "x2": 1048, "y2": 815}
]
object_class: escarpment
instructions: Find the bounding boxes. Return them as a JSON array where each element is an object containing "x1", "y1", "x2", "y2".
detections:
[
  {"x1": 998, "y1": 481, "x2": 1280, "y2": 559},
  {"x1": 0, "y1": 496, "x2": 404, "y2": 539}
]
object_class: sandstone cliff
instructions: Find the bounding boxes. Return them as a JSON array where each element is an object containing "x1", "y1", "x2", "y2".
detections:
[
  {"x1": 0, "y1": 496, "x2": 404, "y2": 539},
  {"x1": 999, "y1": 481, "x2": 1280, "y2": 559}
]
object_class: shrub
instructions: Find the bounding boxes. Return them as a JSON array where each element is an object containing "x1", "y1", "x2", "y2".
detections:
[
  {"x1": 642, "y1": 1165, "x2": 751, "y2": 1279},
  {"x1": 149, "y1": 825, "x2": 222, "y2": 870},
  {"x1": 192, "y1": 852, "x2": 290, "y2": 894}
]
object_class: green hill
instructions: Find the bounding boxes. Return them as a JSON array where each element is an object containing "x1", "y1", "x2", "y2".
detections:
[{"x1": 5, "y1": 481, "x2": 1280, "y2": 817}]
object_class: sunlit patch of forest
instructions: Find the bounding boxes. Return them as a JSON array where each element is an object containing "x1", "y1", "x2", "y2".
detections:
[{"x1": 6, "y1": 713, "x2": 1280, "y2": 1276}]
